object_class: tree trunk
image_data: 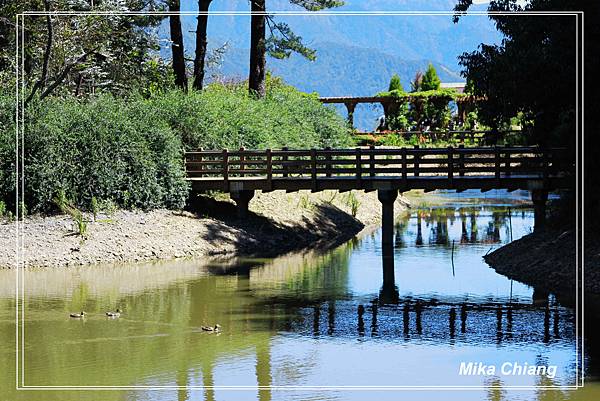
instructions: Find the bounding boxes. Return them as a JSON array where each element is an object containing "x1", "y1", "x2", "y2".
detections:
[
  {"x1": 193, "y1": 0, "x2": 212, "y2": 90},
  {"x1": 169, "y1": 0, "x2": 188, "y2": 91},
  {"x1": 249, "y1": 0, "x2": 266, "y2": 98}
]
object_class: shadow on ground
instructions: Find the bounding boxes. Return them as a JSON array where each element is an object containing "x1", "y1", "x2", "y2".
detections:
[{"x1": 186, "y1": 194, "x2": 364, "y2": 264}]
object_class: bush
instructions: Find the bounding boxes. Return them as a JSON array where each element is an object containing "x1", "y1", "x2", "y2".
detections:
[
  {"x1": 23, "y1": 94, "x2": 189, "y2": 213},
  {"x1": 0, "y1": 91, "x2": 16, "y2": 212},
  {"x1": 149, "y1": 77, "x2": 351, "y2": 151},
  {"x1": 0, "y1": 77, "x2": 351, "y2": 213}
]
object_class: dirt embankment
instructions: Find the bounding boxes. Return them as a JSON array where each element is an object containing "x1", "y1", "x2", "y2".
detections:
[
  {"x1": 0, "y1": 190, "x2": 409, "y2": 269},
  {"x1": 484, "y1": 228, "x2": 599, "y2": 299}
]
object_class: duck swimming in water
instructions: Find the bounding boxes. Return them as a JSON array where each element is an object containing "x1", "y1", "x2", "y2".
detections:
[
  {"x1": 105, "y1": 309, "x2": 121, "y2": 318},
  {"x1": 70, "y1": 311, "x2": 86, "y2": 318},
  {"x1": 201, "y1": 324, "x2": 221, "y2": 332}
]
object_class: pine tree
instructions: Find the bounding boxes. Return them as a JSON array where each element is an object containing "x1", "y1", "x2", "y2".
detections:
[
  {"x1": 421, "y1": 63, "x2": 441, "y2": 91},
  {"x1": 388, "y1": 74, "x2": 404, "y2": 92}
]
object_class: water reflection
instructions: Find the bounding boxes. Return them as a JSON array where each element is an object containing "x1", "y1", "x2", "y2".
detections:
[{"x1": 0, "y1": 194, "x2": 594, "y2": 400}]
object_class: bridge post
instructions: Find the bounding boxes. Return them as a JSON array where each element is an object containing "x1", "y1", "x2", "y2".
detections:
[
  {"x1": 230, "y1": 190, "x2": 255, "y2": 218},
  {"x1": 378, "y1": 189, "x2": 398, "y2": 253},
  {"x1": 531, "y1": 189, "x2": 548, "y2": 232},
  {"x1": 344, "y1": 101, "x2": 357, "y2": 128}
]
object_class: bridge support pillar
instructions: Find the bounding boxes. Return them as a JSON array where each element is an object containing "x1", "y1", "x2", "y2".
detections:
[
  {"x1": 378, "y1": 189, "x2": 398, "y2": 255},
  {"x1": 531, "y1": 189, "x2": 548, "y2": 232},
  {"x1": 231, "y1": 190, "x2": 255, "y2": 218}
]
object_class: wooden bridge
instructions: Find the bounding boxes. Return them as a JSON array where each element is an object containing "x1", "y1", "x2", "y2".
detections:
[{"x1": 185, "y1": 145, "x2": 572, "y2": 249}]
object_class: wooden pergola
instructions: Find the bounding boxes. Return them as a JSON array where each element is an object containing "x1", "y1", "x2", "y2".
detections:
[{"x1": 318, "y1": 95, "x2": 480, "y2": 129}]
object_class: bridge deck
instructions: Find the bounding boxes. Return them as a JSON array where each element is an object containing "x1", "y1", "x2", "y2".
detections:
[{"x1": 185, "y1": 146, "x2": 572, "y2": 193}]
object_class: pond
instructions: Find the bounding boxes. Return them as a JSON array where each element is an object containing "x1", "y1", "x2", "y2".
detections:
[{"x1": 0, "y1": 190, "x2": 596, "y2": 400}]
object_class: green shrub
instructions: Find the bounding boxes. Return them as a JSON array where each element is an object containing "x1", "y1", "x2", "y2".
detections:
[
  {"x1": 0, "y1": 76, "x2": 351, "y2": 213},
  {"x1": 23, "y1": 94, "x2": 189, "y2": 213},
  {"x1": 150, "y1": 77, "x2": 351, "y2": 151},
  {"x1": 0, "y1": 91, "x2": 15, "y2": 211}
]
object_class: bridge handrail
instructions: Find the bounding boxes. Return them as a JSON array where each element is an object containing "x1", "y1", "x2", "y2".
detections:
[{"x1": 185, "y1": 146, "x2": 571, "y2": 183}]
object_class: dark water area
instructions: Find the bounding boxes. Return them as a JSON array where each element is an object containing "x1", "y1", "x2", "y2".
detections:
[{"x1": 0, "y1": 190, "x2": 595, "y2": 400}]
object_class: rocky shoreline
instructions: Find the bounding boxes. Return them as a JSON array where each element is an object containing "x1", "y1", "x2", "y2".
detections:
[{"x1": 0, "y1": 190, "x2": 409, "y2": 269}]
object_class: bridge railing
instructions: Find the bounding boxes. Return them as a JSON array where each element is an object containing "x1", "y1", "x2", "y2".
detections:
[{"x1": 185, "y1": 146, "x2": 570, "y2": 182}]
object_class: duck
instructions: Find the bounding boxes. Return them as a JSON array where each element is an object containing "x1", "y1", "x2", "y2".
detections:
[
  {"x1": 105, "y1": 309, "x2": 121, "y2": 318},
  {"x1": 201, "y1": 324, "x2": 221, "y2": 333},
  {"x1": 70, "y1": 311, "x2": 86, "y2": 318}
]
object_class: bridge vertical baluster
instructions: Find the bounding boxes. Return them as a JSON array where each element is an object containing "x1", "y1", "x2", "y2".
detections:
[
  {"x1": 413, "y1": 145, "x2": 420, "y2": 177},
  {"x1": 542, "y1": 147, "x2": 549, "y2": 182},
  {"x1": 494, "y1": 146, "x2": 501, "y2": 180},
  {"x1": 356, "y1": 147, "x2": 362, "y2": 186},
  {"x1": 448, "y1": 146, "x2": 454, "y2": 186},
  {"x1": 239, "y1": 147, "x2": 245, "y2": 177},
  {"x1": 325, "y1": 146, "x2": 332, "y2": 178},
  {"x1": 504, "y1": 144, "x2": 511, "y2": 177},
  {"x1": 197, "y1": 147, "x2": 203, "y2": 178},
  {"x1": 266, "y1": 148, "x2": 272, "y2": 190},
  {"x1": 369, "y1": 145, "x2": 375, "y2": 177},
  {"x1": 310, "y1": 148, "x2": 317, "y2": 191},
  {"x1": 458, "y1": 144, "x2": 465, "y2": 177},
  {"x1": 401, "y1": 148, "x2": 407, "y2": 184},
  {"x1": 282, "y1": 146, "x2": 288, "y2": 178},
  {"x1": 223, "y1": 149, "x2": 229, "y2": 192}
]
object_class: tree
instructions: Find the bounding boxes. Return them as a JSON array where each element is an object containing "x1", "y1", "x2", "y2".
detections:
[
  {"x1": 421, "y1": 63, "x2": 441, "y2": 91},
  {"x1": 192, "y1": 0, "x2": 213, "y2": 90},
  {"x1": 249, "y1": 0, "x2": 267, "y2": 97},
  {"x1": 453, "y1": 0, "x2": 578, "y2": 147},
  {"x1": 168, "y1": 0, "x2": 187, "y2": 91},
  {"x1": 388, "y1": 73, "x2": 404, "y2": 92},
  {"x1": 1, "y1": 0, "x2": 165, "y2": 103},
  {"x1": 248, "y1": 0, "x2": 344, "y2": 98},
  {"x1": 410, "y1": 71, "x2": 423, "y2": 92}
]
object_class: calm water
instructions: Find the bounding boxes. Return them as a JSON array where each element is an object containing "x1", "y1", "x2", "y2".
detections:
[{"x1": 1, "y1": 190, "x2": 597, "y2": 400}]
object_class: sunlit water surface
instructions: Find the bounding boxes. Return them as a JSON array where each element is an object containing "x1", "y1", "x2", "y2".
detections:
[{"x1": 0, "y1": 190, "x2": 597, "y2": 400}]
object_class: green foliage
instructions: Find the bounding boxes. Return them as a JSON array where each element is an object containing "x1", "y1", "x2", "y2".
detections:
[
  {"x1": 53, "y1": 189, "x2": 87, "y2": 238},
  {"x1": 22, "y1": 93, "x2": 189, "y2": 213},
  {"x1": 344, "y1": 191, "x2": 360, "y2": 218},
  {"x1": 0, "y1": 200, "x2": 5, "y2": 217},
  {"x1": 1, "y1": 1, "x2": 167, "y2": 100},
  {"x1": 388, "y1": 74, "x2": 404, "y2": 92},
  {"x1": 266, "y1": 21, "x2": 316, "y2": 61},
  {"x1": 0, "y1": 91, "x2": 15, "y2": 211},
  {"x1": 91, "y1": 196, "x2": 99, "y2": 222},
  {"x1": 18, "y1": 201, "x2": 27, "y2": 220},
  {"x1": 421, "y1": 63, "x2": 441, "y2": 91},
  {"x1": 298, "y1": 193, "x2": 314, "y2": 210},
  {"x1": 377, "y1": 74, "x2": 458, "y2": 131},
  {"x1": 151, "y1": 77, "x2": 351, "y2": 151},
  {"x1": 454, "y1": 0, "x2": 579, "y2": 147},
  {"x1": 0, "y1": 77, "x2": 350, "y2": 213}
]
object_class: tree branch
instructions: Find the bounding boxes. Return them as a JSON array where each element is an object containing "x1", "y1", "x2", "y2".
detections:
[
  {"x1": 38, "y1": 50, "x2": 96, "y2": 101},
  {"x1": 24, "y1": 0, "x2": 53, "y2": 106}
]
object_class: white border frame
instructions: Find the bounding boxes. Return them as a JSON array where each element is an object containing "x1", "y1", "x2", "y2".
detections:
[{"x1": 14, "y1": 9, "x2": 584, "y2": 392}]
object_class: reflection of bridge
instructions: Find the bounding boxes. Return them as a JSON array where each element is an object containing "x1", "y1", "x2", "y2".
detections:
[
  {"x1": 276, "y1": 296, "x2": 567, "y2": 346},
  {"x1": 185, "y1": 146, "x2": 572, "y2": 250}
]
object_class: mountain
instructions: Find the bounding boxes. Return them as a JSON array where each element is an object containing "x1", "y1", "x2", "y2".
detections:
[
  {"x1": 217, "y1": 42, "x2": 462, "y2": 96},
  {"x1": 157, "y1": 0, "x2": 501, "y2": 129}
]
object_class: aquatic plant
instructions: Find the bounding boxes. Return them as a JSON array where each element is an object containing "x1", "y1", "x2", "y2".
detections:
[{"x1": 345, "y1": 191, "x2": 361, "y2": 218}]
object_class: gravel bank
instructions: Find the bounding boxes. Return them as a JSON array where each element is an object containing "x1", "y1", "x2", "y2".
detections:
[{"x1": 0, "y1": 190, "x2": 409, "y2": 268}]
